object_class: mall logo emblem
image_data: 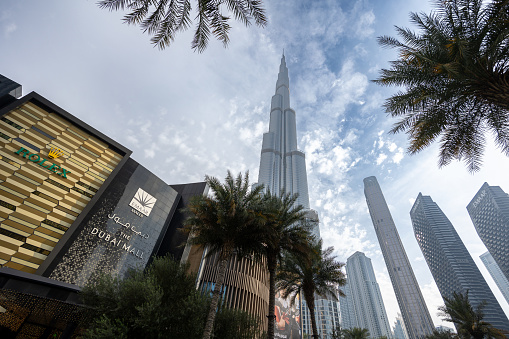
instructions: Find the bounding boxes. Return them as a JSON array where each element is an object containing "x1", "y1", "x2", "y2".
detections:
[{"x1": 129, "y1": 188, "x2": 157, "y2": 217}]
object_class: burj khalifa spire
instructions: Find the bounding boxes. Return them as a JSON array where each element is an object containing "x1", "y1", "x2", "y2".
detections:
[
  {"x1": 255, "y1": 55, "x2": 340, "y2": 338},
  {"x1": 256, "y1": 54, "x2": 312, "y2": 215}
]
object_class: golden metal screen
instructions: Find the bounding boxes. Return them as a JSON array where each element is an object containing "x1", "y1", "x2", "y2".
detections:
[{"x1": 0, "y1": 102, "x2": 122, "y2": 273}]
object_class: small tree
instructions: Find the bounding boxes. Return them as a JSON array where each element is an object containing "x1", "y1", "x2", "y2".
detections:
[
  {"x1": 332, "y1": 324, "x2": 344, "y2": 339},
  {"x1": 438, "y1": 291, "x2": 507, "y2": 339},
  {"x1": 424, "y1": 329, "x2": 459, "y2": 339},
  {"x1": 81, "y1": 255, "x2": 261, "y2": 338},
  {"x1": 343, "y1": 327, "x2": 370, "y2": 339},
  {"x1": 81, "y1": 255, "x2": 209, "y2": 338},
  {"x1": 277, "y1": 240, "x2": 347, "y2": 339}
]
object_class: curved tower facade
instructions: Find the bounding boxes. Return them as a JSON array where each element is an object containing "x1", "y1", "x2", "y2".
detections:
[
  {"x1": 411, "y1": 193, "x2": 509, "y2": 332},
  {"x1": 467, "y1": 183, "x2": 509, "y2": 282}
]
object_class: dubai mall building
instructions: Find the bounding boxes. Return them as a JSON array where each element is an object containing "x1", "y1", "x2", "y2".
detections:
[{"x1": 0, "y1": 74, "x2": 215, "y2": 337}]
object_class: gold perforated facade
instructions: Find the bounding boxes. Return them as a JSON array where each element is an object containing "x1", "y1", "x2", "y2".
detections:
[
  {"x1": 0, "y1": 101, "x2": 122, "y2": 273},
  {"x1": 197, "y1": 251, "x2": 270, "y2": 333}
]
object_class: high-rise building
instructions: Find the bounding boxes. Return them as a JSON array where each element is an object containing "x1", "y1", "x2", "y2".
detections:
[
  {"x1": 345, "y1": 251, "x2": 392, "y2": 339},
  {"x1": 363, "y1": 176, "x2": 434, "y2": 339},
  {"x1": 480, "y1": 251, "x2": 509, "y2": 305},
  {"x1": 339, "y1": 280, "x2": 356, "y2": 330},
  {"x1": 410, "y1": 193, "x2": 509, "y2": 332},
  {"x1": 467, "y1": 183, "x2": 509, "y2": 281},
  {"x1": 393, "y1": 313, "x2": 408, "y2": 339},
  {"x1": 254, "y1": 54, "x2": 336, "y2": 338}
]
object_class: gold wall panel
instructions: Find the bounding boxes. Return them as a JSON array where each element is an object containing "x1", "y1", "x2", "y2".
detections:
[{"x1": 0, "y1": 102, "x2": 122, "y2": 273}]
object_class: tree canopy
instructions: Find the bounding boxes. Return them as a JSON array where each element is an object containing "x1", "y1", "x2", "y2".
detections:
[
  {"x1": 277, "y1": 240, "x2": 346, "y2": 339},
  {"x1": 374, "y1": 0, "x2": 509, "y2": 172},
  {"x1": 80, "y1": 255, "x2": 261, "y2": 338},
  {"x1": 98, "y1": 0, "x2": 267, "y2": 52},
  {"x1": 182, "y1": 170, "x2": 264, "y2": 339},
  {"x1": 438, "y1": 291, "x2": 507, "y2": 339}
]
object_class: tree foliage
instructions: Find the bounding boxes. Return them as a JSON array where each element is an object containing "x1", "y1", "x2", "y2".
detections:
[
  {"x1": 277, "y1": 240, "x2": 347, "y2": 339},
  {"x1": 374, "y1": 0, "x2": 509, "y2": 172},
  {"x1": 98, "y1": 0, "x2": 267, "y2": 52},
  {"x1": 251, "y1": 191, "x2": 310, "y2": 339},
  {"x1": 343, "y1": 327, "x2": 370, "y2": 339},
  {"x1": 182, "y1": 170, "x2": 264, "y2": 339},
  {"x1": 80, "y1": 255, "x2": 260, "y2": 338},
  {"x1": 438, "y1": 291, "x2": 507, "y2": 339},
  {"x1": 424, "y1": 329, "x2": 459, "y2": 339}
]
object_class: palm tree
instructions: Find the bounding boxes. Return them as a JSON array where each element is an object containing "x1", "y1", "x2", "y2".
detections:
[
  {"x1": 276, "y1": 240, "x2": 347, "y2": 339},
  {"x1": 424, "y1": 329, "x2": 459, "y2": 339},
  {"x1": 98, "y1": 0, "x2": 267, "y2": 52},
  {"x1": 343, "y1": 327, "x2": 370, "y2": 339},
  {"x1": 182, "y1": 170, "x2": 264, "y2": 339},
  {"x1": 253, "y1": 191, "x2": 310, "y2": 339},
  {"x1": 438, "y1": 291, "x2": 507, "y2": 339},
  {"x1": 374, "y1": 0, "x2": 509, "y2": 172}
]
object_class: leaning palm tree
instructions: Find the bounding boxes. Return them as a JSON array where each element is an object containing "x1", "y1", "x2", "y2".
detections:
[
  {"x1": 438, "y1": 291, "x2": 507, "y2": 339},
  {"x1": 182, "y1": 170, "x2": 264, "y2": 339},
  {"x1": 374, "y1": 0, "x2": 509, "y2": 172},
  {"x1": 277, "y1": 240, "x2": 347, "y2": 339},
  {"x1": 253, "y1": 191, "x2": 309, "y2": 339},
  {"x1": 343, "y1": 327, "x2": 370, "y2": 339},
  {"x1": 98, "y1": 0, "x2": 267, "y2": 52}
]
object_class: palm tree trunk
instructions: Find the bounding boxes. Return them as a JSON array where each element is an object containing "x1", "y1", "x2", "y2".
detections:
[
  {"x1": 267, "y1": 255, "x2": 277, "y2": 339},
  {"x1": 202, "y1": 255, "x2": 229, "y2": 339},
  {"x1": 305, "y1": 290, "x2": 319, "y2": 339}
]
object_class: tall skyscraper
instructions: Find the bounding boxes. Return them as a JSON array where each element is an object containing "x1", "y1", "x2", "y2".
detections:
[
  {"x1": 480, "y1": 251, "x2": 509, "y2": 305},
  {"x1": 410, "y1": 193, "x2": 509, "y2": 332},
  {"x1": 393, "y1": 313, "x2": 409, "y2": 339},
  {"x1": 467, "y1": 183, "x2": 509, "y2": 281},
  {"x1": 345, "y1": 251, "x2": 392, "y2": 339},
  {"x1": 255, "y1": 55, "x2": 333, "y2": 338},
  {"x1": 339, "y1": 280, "x2": 356, "y2": 330},
  {"x1": 363, "y1": 176, "x2": 434, "y2": 339},
  {"x1": 256, "y1": 54, "x2": 310, "y2": 210}
]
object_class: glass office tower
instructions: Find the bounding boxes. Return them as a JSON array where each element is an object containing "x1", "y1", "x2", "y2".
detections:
[
  {"x1": 410, "y1": 193, "x2": 509, "y2": 332},
  {"x1": 363, "y1": 177, "x2": 434, "y2": 339},
  {"x1": 480, "y1": 251, "x2": 509, "y2": 305},
  {"x1": 467, "y1": 183, "x2": 509, "y2": 281}
]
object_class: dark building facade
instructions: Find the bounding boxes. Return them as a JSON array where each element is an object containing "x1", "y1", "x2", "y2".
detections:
[
  {"x1": 410, "y1": 193, "x2": 509, "y2": 332},
  {"x1": 467, "y1": 183, "x2": 509, "y2": 282},
  {"x1": 0, "y1": 74, "x2": 207, "y2": 337}
]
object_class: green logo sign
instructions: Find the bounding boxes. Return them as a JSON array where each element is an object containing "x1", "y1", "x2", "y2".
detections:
[{"x1": 14, "y1": 147, "x2": 71, "y2": 179}]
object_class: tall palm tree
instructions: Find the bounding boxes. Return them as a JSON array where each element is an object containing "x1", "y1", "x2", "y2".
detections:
[
  {"x1": 253, "y1": 191, "x2": 309, "y2": 339},
  {"x1": 438, "y1": 291, "x2": 507, "y2": 339},
  {"x1": 276, "y1": 240, "x2": 347, "y2": 339},
  {"x1": 98, "y1": 0, "x2": 267, "y2": 52},
  {"x1": 374, "y1": 0, "x2": 509, "y2": 172},
  {"x1": 343, "y1": 327, "x2": 370, "y2": 339},
  {"x1": 182, "y1": 171, "x2": 264, "y2": 339}
]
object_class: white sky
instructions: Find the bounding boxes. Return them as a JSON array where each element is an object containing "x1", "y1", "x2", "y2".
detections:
[{"x1": 1, "y1": 0, "x2": 508, "y2": 330}]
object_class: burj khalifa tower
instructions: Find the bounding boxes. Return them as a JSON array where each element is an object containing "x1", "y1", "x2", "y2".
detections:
[{"x1": 255, "y1": 54, "x2": 340, "y2": 338}]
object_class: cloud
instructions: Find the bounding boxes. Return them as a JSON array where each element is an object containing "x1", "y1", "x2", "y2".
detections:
[
  {"x1": 392, "y1": 148, "x2": 404, "y2": 164},
  {"x1": 4, "y1": 23, "x2": 16, "y2": 37},
  {"x1": 376, "y1": 153, "x2": 387, "y2": 165}
]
